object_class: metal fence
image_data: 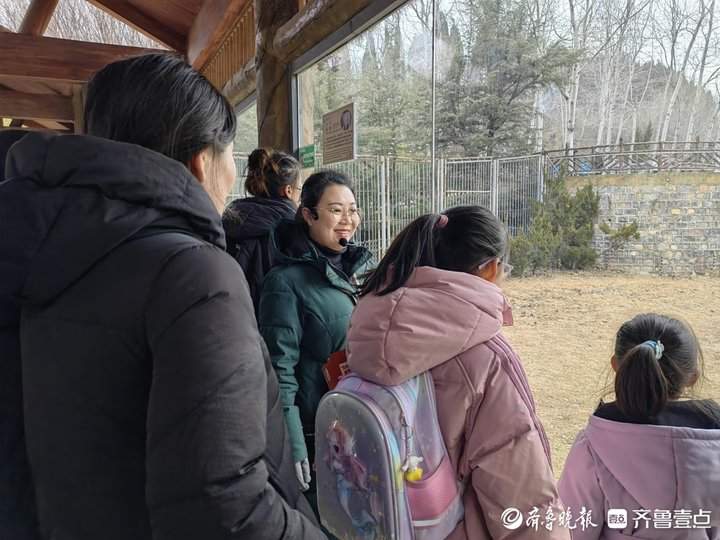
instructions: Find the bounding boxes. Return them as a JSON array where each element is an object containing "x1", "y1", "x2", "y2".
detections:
[{"x1": 228, "y1": 152, "x2": 544, "y2": 257}]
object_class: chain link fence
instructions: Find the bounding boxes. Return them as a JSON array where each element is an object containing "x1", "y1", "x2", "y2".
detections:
[{"x1": 228, "y1": 152, "x2": 544, "y2": 257}]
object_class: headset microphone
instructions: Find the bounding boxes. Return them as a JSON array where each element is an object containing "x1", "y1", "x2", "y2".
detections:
[{"x1": 338, "y1": 238, "x2": 348, "y2": 247}]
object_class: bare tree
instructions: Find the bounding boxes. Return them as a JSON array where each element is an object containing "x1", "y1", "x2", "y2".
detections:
[
  {"x1": 656, "y1": 0, "x2": 708, "y2": 141},
  {"x1": 684, "y1": 0, "x2": 718, "y2": 142},
  {"x1": 561, "y1": 0, "x2": 599, "y2": 148}
]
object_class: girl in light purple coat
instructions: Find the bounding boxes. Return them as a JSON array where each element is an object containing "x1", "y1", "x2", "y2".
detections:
[{"x1": 559, "y1": 314, "x2": 720, "y2": 539}]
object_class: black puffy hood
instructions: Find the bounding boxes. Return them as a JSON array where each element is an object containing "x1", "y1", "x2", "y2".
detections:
[
  {"x1": 4, "y1": 132, "x2": 224, "y2": 306},
  {"x1": 222, "y1": 196, "x2": 296, "y2": 256}
]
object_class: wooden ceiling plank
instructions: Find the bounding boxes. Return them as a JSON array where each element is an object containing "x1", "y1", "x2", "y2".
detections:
[
  {"x1": 0, "y1": 77, "x2": 72, "y2": 96},
  {"x1": 84, "y1": 0, "x2": 185, "y2": 51},
  {"x1": 188, "y1": 0, "x2": 251, "y2": 69},
  {"x1": 0, "y1": 33, "x2": 162, "y2": 84},
  {"x1": 0, "y1": 89, "x2": 73, "y2": 122},
  {"x1": 19, "y1": 0, "x2": 60, "y2": 35}
]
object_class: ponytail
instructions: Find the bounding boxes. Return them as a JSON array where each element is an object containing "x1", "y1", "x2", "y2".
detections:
[
  {"x1": 245, "y1": 148, "x2": 272, "y2": 197},
  {"x1": 244, "y1": 147, "x2": 300, "y2": 198},
  {"x1": 360, "y1": 205, "x2": 507, "y2": 297},
  {"x1": 611, "y1": 313, "x2": 709, "y2": 422},
  {"x1": 615, "y1": 343, "x2": 670, "y2": 420},
  {"x1": 360, "y1": 214, "x2": 444, "y2": 296}
]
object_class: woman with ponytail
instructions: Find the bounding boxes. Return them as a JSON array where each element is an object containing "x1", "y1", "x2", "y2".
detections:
[
  {"x1": 222, "y1": 147, "x2": 302, "y2": 308},
  {"x1": 346, "y1": 206, "x2": 569, "y2": 540},
  {"x1": 559, "y1": 314, "x2": 720, "y2": 539}
]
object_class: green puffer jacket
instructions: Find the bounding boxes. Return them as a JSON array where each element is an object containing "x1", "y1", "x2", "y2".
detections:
[{"x1": 258, "y1": 220, "x2": 373, "y2": 463}]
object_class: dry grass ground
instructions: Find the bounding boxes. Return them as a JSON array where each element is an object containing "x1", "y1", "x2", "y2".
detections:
[{"x1": 503, "y1": 272, "x2": 720, "y2": 475}]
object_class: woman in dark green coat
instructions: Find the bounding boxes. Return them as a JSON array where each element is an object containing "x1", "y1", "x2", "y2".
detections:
[{"x1": 258, "y1": 170, "x2": 373, "y2": 499}]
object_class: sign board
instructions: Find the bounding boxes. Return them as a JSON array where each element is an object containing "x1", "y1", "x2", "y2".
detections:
[
  {"x1": 321, "y1": 102, "x2": 356, "y2": 165},
  {"x1": 299, "y1": 144, "x2": 316, "y2": 168}
]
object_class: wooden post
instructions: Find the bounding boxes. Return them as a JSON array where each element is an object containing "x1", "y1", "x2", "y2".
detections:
[
  {"x1": 254, "y1": 0, "x2": 298, "y2": 152},
  {"x1": 72, "y1": 84, "x2": 87, "y2": 134},
  {"x1": 260, "y1": 0, "x2": 376, "y2": 151},
  {"x1": 657, "y1": 141, "x2": 663, "y2": 172}
]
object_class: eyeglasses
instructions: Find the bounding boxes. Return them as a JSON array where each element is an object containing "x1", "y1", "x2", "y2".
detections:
[
  {"x1": 478, "y1": 258, "x2": 513, "y2": 278},
  {"x1": 316, "y1": 206, "x2": 361, "y2": 219}
]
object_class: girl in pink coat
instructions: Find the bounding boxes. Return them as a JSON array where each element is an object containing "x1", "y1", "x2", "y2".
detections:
[
  {"x1": 346, "y1": 205, "x2": 570, "y2": 540},
  {"x1": 559, "y1": 314, "x2": 720, "y2": 539}
]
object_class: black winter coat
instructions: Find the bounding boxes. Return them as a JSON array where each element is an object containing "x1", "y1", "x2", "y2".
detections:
[
  {"x1": 1, "y1": 133, "x2": 325, "y2": 540},
  {"x1": 0, "y1": 129, "x2": 40, "y2": 540},
  {"x1": 222, "y1": 196, "x2": 296, "y2": 310}
]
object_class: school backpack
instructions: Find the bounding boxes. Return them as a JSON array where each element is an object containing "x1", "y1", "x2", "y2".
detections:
[{"x1": 315, "y1": 371, "x2": 464, "y2": 540}]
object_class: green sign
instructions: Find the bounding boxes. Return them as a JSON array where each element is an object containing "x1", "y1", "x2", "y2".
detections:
[{"x1": 299, "y1": 144, "x2": 316, "y2": 168}]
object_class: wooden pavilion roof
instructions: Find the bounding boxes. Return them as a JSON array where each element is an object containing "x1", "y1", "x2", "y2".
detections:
[{"x1": 0, "y1": 0, "x2": 254, "y2": 132}]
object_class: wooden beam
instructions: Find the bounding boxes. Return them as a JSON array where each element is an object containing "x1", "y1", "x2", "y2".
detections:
[
  {"x1": 273, "y1": 0, "x2": 374, "y2": 59},
  {"x1": 0, "y1": 77, "x2": 72, "y2": 97},
  {"x1": 221, "y1": 59, "x2": 256, "y2": 105},
  {"x1": 0, "y1": 33, "x2": 161, "y2": 84},
  {"x1": 188, "y1": 0, "x2": 251, "y2": 69},
  {"x1": 0, "y1": 89, "x2": 73, "y2": 122},
  {"x1": 85, "y1": 0, "x2": 185, "y2": 51},
  {"x1": 19, "y1": 0, "x2": 59, "y2": 35}
]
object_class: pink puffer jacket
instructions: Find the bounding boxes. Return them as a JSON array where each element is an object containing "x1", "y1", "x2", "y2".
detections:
[
  {"x1": 559, "y1": 415, "x2": 720, "y2": 539},
  {"x1": 346, "y1": 267, "x2": 569, "y2": 539}
]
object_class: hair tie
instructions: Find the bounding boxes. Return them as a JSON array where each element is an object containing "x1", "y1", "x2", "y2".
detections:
[
  {"x1": 436, "y1": 214, "x2": 449, "y2": 229},
  {"x1": 640, "y1": 340, "x2": 664, "y2": 360}
]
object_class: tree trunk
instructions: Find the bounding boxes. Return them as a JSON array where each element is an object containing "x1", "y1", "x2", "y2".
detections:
[
  {"x1": 660, "y1": 4, "x2": 707, "y2": 142},
  {"x1": 684, "y1": 0, "x2": 714, "y2": 143},
  {"x1": 566, "y1": 64, "x2": 581, "y2": 148}
]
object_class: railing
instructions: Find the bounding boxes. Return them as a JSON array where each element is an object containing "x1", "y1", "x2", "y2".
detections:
[
  {"x1": 229, "y1": 152, "x2": 543, "y2": 257},
  {"x1": 544, "y1": 140, "x2": 720, "y2": 177}
]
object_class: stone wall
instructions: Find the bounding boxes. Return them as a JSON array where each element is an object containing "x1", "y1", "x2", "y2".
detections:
[{"x1": 566, "y1": 173, "x2": 720, "y2": 276}]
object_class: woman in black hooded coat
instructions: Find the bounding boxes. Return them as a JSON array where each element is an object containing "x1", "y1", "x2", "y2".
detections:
[
  {"x1": 0, "y1": 55, "x2": 324, "y2": 540},
  {"x1": 222, "y1": 148, "x2": 302, "y2": 309}
]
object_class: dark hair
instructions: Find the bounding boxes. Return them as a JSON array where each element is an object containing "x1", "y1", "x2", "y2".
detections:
[
  {"x1": 245, "y1": 148, "x2": 300, "y2": 198},
  {"x1": 0, "y1": 129, "x2": 29, "y2": 181},
  {"x1": 85, "y1": 53, "x2": 236, "y2": 164},
  {"x1": 613, "y1": 314, "x2": 705, "y2": 421},
  {"x1": 361, "y1": 205, "x2": 507, "y2": 296},
  {"x1": 296, "y1": 170, "x2": 355, "y2": 223}
]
